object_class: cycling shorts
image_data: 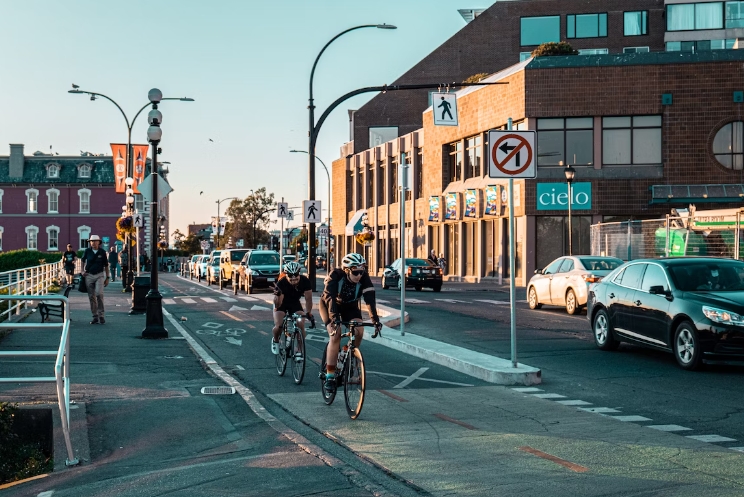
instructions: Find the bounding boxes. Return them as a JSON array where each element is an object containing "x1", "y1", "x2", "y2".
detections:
[
  {"x1": 318, "y1": 298, "x2": 362, "y2": 326},
  {"x1": 275, "y1": 300, "x2": 304, "y2": 316}
]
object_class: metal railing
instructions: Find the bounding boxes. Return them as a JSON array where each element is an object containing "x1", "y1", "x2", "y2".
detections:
[
  {"x1": 0, "y1": 259, "x2": 79, "y2": 321},
  {"x1": 0, "y1": 295, "x2": 78, "y2": 466}
]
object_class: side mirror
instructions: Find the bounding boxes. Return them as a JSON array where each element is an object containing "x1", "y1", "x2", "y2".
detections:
[
  {"x1": 649, "y1": 285, "x2": 673, "y2": 299},
  {"x1": 534, "y1": 269, "x2": 543, "y2": 275}
]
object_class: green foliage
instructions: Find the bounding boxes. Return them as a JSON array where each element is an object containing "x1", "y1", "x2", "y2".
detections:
[
  {"x1": 0, "y1": 403, "x2": 53, "y2": 484},
  {"x1": 0, "y1": 250, "x2": 63, "y2": 273},
  {"x1": 225, "y1": 188, "x2": 276, "y2": 249},
  {"x1": 531, "y1": 41, "x2": 578, "y2": 57},
  {"x1": 175, "y1": 234, "x2": 203, "y2": 254},
  {"x1": 462, "y1": 73, "x2": 490, "y2": 84}
]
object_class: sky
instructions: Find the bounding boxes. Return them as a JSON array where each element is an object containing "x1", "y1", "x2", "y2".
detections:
[{"x1": 0, "y1": 1, "x2": 477, "y2": 236}]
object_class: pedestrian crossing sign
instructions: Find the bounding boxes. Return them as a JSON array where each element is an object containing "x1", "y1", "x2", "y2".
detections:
[
  {"x1": 432, "y1": 92, "x2": 458, "y2": 126},
  {"x1": 303, "y1": 200, "x2": 321, "y2": 224}
]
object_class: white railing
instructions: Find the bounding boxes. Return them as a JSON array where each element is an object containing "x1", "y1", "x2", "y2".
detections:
[
  {"x1": 0, "y1": 259, "x2": 80, "y2": 321},
  {"x1": 0, "y1": 295, "x2": 78, "y2": 466}
]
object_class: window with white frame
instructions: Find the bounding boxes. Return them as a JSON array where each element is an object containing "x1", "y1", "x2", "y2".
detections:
[
  {"x1": 78, "y1": 163, "x2": 92, "y2": 178},
  {"x1": 578, "y1": 48, "x2": 608, "y2": 55},
  {"x1": 46, "y1": 226, "x2": 60, "y2": 251},
  {"x1": 624, "y1": 46, "x2": 650, "y2": 53},
  {"x1": 47, "y1": 164, "x2": 60, "y2": 179},
  {"x1": 26, "y1": 226, "x2": 39, "y2": 250},
  {"x1": 78, "y1": 189, "x2": 91, "y2": 214},
  {"x1": 603, "y1": 116, "x2": 662, "y2": 165},
  {"x1": 47, "y1": 188, "x2": 59, "y2": 214},
  {"x1": 77, "y1": 225, "x2": 91, "y2": 250},
  {"x1": 26, "y1": 188, "x2": 39, "y2": 213}
]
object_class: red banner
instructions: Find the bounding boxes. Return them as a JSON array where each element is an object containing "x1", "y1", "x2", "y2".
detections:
[
  {"x1": 111, "y1": 144, "x2": 128, "y2": 193},
  {"x1": 132, "y1": 145, "x2": 149, "y2": 194}
]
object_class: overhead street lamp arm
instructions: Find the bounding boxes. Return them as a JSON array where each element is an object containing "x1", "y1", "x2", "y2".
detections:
[{"x1": 69, "y1": 89, "x2": 130, "y2": 130}]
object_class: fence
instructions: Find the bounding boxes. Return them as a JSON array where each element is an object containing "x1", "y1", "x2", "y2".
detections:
[
  {"x1": 0, "y1": 260, "x2": 79, "y2": 322},
  {"x1": 591, "y1": 212, "x2": 744, "y2": 261}
]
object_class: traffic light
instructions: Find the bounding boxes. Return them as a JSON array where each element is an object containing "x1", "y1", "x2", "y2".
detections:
[
  {"x1": 296, "y1": 242, "x2": 301, "y2": 253},
  {"x1": 271, "y1": 236, "x2": 279, "y2": 251}
]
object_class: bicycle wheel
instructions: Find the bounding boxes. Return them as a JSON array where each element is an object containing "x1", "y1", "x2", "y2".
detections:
[
  {"x1": 275, "y1": 323, "x2": 288, "y2": 376},
  {"x1": 291, "y1": 331, "x2": 306, "y2": 384},
  {"x1": 344, "y1": 347, "x2": 366, "y2": 419},
  {"x1": 320, "y1": 343, "x2": 336, "y2": 405}
]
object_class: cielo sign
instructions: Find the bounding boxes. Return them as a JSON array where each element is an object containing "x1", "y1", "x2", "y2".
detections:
[{"x1": 536, "y1": 182, "x2": 592, "y2": 211}]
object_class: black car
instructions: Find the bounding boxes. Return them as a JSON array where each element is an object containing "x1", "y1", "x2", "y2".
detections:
[
  {"x1": 587, "y1": 257, "x2": 744, "y2": 370},
  {"x1": 236, "y1": 250, "x2": 281, "y2": 294},
  {"x1": 382, "y1": 258, "x2": 442, "y2": 292}
]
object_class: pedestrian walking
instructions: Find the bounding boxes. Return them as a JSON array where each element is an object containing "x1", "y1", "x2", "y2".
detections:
[
  {"x1": 61, "y1": 244, "x2": 77, "y2": 286},
  {"x1": 82, "y1": 235, "x2": 109, "y2": 324},
  {"x1": 108, "y1": 246, "x2": 120, "y2": 282},
  {"x1": 438, "y1": 252, "x2": 447, "y2": 275},
  {"x1": 428, "y1": 249, "x2": 439, "y2": 266},
  {"x1": 119, "y1": 248, "x2": 130, "y2": 289}
]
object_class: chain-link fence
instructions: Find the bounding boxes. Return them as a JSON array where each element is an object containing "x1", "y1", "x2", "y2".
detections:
[{"x1": 591, "y1": 212, "x2": 744, "y2": 261}]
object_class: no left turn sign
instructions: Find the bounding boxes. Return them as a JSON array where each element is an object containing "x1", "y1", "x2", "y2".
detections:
[{"x1": 488, "y1": 130, "x2": 536, "y2": 179}]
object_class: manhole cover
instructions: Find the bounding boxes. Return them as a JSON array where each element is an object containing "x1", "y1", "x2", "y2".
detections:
[{"x1": 200, "y1": 386, "x2": 236, "y2": 395}]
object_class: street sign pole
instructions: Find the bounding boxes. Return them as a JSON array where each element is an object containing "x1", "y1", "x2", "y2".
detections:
[
  {"x1": 280, "y1": 197, "x2": 284, "y2": 260},
  {"x1": 399, "y1": 152, "x2": 408, "y2": 336},
  {"x1": 507, "y1": 118, "x2": 517, "y2": 368}
]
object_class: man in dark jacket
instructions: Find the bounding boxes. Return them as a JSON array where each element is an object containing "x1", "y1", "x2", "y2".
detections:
[{"x1": 82, "y1": 235, "x2": 110, "y2": 324}]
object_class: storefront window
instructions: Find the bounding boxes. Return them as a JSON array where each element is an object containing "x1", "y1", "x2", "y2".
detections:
[
  {"x1": 466, "y1": 135, "x2": 482, "y2": 178},
  {"x1": 536, "y1": 216, "x2": 592, "y2": 269},
  {"x1": 603, "y1": 115, "x2": 661, "y2": 165},
  {"x1": 449, "y1": 141, "x2": 463, "y2": 182},
  {"x1": 537, "y1": 118, "x2": 593, "y2": 166}
]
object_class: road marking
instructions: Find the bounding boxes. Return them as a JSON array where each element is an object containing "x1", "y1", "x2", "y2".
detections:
[
  {"x1": 532, "y1": 393, "x2": 566, "y2": 399},
  {"x1": 519, "y1": 446, "x2": 588, "y2": 473},
  {"x1": 475, "y1": 299, "x2": 510, "y2": 305},
  {"x1": 235, "y1": 365, "x2": 245, "y2": 370},
  {"x1": 251, "y1": 305, "x2": 271, "y2": 311},
  {"x1": 0, "y1": 474, "x2": 49, "y2": 491},
  {"x1": 201, "y1": 297, "x2": 218, "y2": 303},
  {"x1": 239, "y1": 296, "x2": 259, "y2": 301},
  {"x1": 256, "y1": 329, "x2": 269, "y2": 336},
  {"x1": 556, "y1": 400, "x2": 592, "y2": 406},
  {"x1": 433, "y1": 413, "x2": 478, "y2": 430},
  {"x1": 182, "y1": 298, "x2": 197, "y2": 304},
  {"x1": 648, "y1": 424, "x2": 692, "y2": 432},
  {"x1": 377, "y1": 389, "x2": 408, "y2": 402},
  {"x1": 393, "y1": 367, "x2": 429, "y2": 389},
  {"x1": 579, "y1": 407, "x2": 621, "y2": 414},
  {"x1": 367, "y1": 370, "x2": 473, "y2": 387},
  {"x1": 686, "y1": 434, "x2": 737, "y2": 443},
  {"x1": 220, "y1": 311, "x2": 242, "y2": 322},
  {"x1": 220, "y1": 297, "x2": 237, "y2": 302},
  {"x1": 405, "y1": 298, "x2": 428, "y2": 304},
  {"x1": 435, "y1": 298, "x2": 467, "y2": 303},
  {"x1": 202, "y1": 322, "x2": 223, "y2": 329},
  {"x1": 229, "y1": 305, "x2": 249, "y2": 312},
  {"x1": 163, "y1": 298, "x2": 177, "y2": 305},
  {"x1": 512, "y1": 387, "x2": 543, "y2": 393},
  {"x1": 225, "y1": 336, "x2": 242, "y2": 346},
  {"x1": 310, "y1": 357, "x2": 321, "y2": 365},
  {"x1": 37, "y1": 491, "x2": 55, "y2": 496},
  {"x1": 611, "y1": 415, "x2": 652, "y2": 422},
  {"x1": 730, "y1": 447, "x2": 744, "y2": 452},
  {"x1": 377, "y1": 299, "x2": 390, "y2": 304},
  {"x1": 246, "y1": 324, "x2": 255, "y2": 329}
]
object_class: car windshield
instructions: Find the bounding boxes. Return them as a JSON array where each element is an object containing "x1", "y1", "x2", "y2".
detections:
[
  {"x1": 405, "y1": 258, "x2": 431, "y2": 266},
  {"x1": 231, "y1": 250, "x2": 248, "y2": 261},
  {"x1": 668, "y1": 260, "x2": 744, "y2": 292},
  {"x1": 249, "y1": 253, "x2": 280, "y2": 265},
  {"x1": 578, "y1": 257, "x2": 623, "y2": 271}
]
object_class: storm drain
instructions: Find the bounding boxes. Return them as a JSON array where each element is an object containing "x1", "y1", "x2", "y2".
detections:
[{"x1": 200, "y1": 386, "x2": 236, "y2": 395}]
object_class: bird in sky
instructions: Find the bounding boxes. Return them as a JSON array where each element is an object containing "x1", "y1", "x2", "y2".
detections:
[
  {"x1": 208, "y1": 138, "x2": 214, "y2": 142},
  {"x1": 71, "y1": 83, "x2": 79, "y2": 89},
  {"x1": 199, "y1": 191, "x2": 203, "y2": 195}
]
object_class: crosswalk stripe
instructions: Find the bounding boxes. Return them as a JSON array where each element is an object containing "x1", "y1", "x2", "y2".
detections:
[
  {"x1": 220, "y1": 297, "x2": 237, "y2": 302},
  {"x1": 201, "y1": 297, "x2": 217, "y2": 303},
  {"x1": 239, "y1": 296, "x2": 258, "y2": 301},
  {"x1": 163, "y1": 299, "x2": 177, "y2": 305},
  {"x1": 182, "y1": 298, "x2": 196, "y2": 304}
]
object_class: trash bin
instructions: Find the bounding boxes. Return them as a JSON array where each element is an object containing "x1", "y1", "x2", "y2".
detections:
[{"x1": 130, "y1": 276, "x2": 150, "y2": 315}]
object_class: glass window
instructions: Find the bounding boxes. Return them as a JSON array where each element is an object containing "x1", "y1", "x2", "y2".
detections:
[
  {"x1": 620, "y1": 263, "x2": 646, "y2": 289},
  {"x1": 602, "y1": 116, "x2": 662, "y2": 165},
  {"x1": 47, "y1": 189, "x2": 59, "y2": 214},
  {"x1": 0, "y1": 228, "x2": 3, "y2": 251},
  {"x1": 366, "y1": 164, "x2": 374, "y2": 207},
  {"x1": 624, "y1": 46, "x2": 650, "y2": 53},
  {"x1": 0, "y1": 190, "x2": 3, "y2": 213},
  {"x1": 391, "y1": 158, "x2": 398, "y2": 203},
  {"x1": 578, "y1": 49, "x2": 609, "y2": 55},
  {"x1": 377, "y1": 164, "x2": 385, "y2": 204},
  {"x1": 727, "y1": 1, "x2": 744, "y2": 27},
  {"x1": 567, "y1": 13, "x2": 607, "y2": 38},
  {"x1": 26, "y1": 227, "x2": 38, "y2": 250},
  {"x1": 558, "y1": 259, "x2": 575, "y2": 273},
  {"x1": 78, "y1": 164, "x2": 91, "y2": 178},
  {"x1": 520, "y1": 52, "x2": 532, "y2": 62},
  {"x1": 543, "y1": 258, "x2": 564, "y2": 275},
  {"x1": 449, "y1": 141, "x2": 463, "y2": 182},
  {"x1": 404, "y1": 153, "x2": 412, "y2": 201},
  {"x1": 135, "y1": 194, "x2": 144, "y2": 212},
  {"x1": 27, "y1": 189, "x2": 38, "y2": 213},
  {"x1": 47, "y1": 164, "x2": 59, "y2": 178},
  {"x1": 47, "y1": 227, "x2": 59, "y2": 251},
  {"x1": 613, "y1": 268, "x2": 626, "y2": 284},
  {"x1": 78, "y1": 226, "x2": 90, "y2": 250},
  {"x1": 521, "y1": 16, "x2": 560, "y2": 46},
  {"x1": 668, "y1": 3, "x2": 723, "y2": 31},
  {"x1": 641, "y1": 264, "x2": 669, "y2": 292},
  {"x1": 466, "y1": 135, "x2": 482, "y2": 178},
  {"x1": 416, "y1": 149, "x2": 423, "y2": 199},
  {"x1": 713, "y1": 121, "x2": 744, "y2": 170},
  {"x1": 537, "y1": 118, "x2": 594, "y2": 166},
  {"x1": 624, "y1": 11, "x2": 648, "y2": 35},
  {"x1": 369, "y1": 127, "x2": 397, "y2": 147},
  {"x1": 79, "y1": 190, "x2": 91, "y2": 214}
]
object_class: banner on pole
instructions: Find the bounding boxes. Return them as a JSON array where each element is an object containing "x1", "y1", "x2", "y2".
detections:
[
  {"x1": 111, "y1": 144, "x2": 128, "y2": 193},
  {"x1": 132, "y1": 145, "x2": 149, "y2": 194}
]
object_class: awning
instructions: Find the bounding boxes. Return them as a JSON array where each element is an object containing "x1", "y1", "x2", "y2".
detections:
[
  {"x1": 650, "y1": 184, "x2": 744, "y2": 204},
  {"x1": 345, "y1": 210, "x2": 367, "y2": 236}
]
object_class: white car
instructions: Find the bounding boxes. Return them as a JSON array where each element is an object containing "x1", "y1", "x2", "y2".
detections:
[{"x1": 527, "y1": 256, "x2": 623, "y2": 315}]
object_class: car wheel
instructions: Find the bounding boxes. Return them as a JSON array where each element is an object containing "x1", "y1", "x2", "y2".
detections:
[
  {"x1": 674, "y1": 321, "x2": 703, "y2": 371},
  {"x1": 219, "y1": 272, "x2": 226, "y2": 289},
  {"x1": 382, "y1": 276, "x2": 389, "y2": 290},
  {"x1": 565, "y1": 289, "x2": 579, "y2": 315},
  {"x1": 593, "y1": 309, "x2": 619, "y2": 351},
  {"x1": 247, "y1": 277, "x2": 254, "y2": 294},
  {"x1": 233, "y1": 276, "x2": 238, "y2": 295},
  {"x1": 432, "y1": 284, "x2": 442, "y2": 292},
  {"x1": 528, "y1": 287, "x2": 542, "y2": 310},
  {"x1": 207, "y1": 272, "x2": 211, "y2": 286},
  {"x1": 415, "y1": 285, "x2": 422, "y2": 292}
]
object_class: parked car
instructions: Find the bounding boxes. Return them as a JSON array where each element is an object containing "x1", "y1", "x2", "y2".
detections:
[
  {"x1": 527, "y1": 256, "x2": 623, "y2": 315},
  {"x1": 382, "y1": 258, "x2": 443, "y2": 292},
  {"x1": 219, "y1": 249, "x2": 248, "y2": 288},
  {"x1": 587, "y1": 257, "x2": 744, "y2": 371},
  {"x1": 196, "y1": 255, "x2": 209, "y2": 281},
  {"x1": 205, "y1": 250, "x2": 222, "y2": 286},
  {"x1": 188, "y1": 255, "x2": 200, "y2": 279},
  {"x1": 235, "y1": 250, "x2": 281, "y2": 294}
]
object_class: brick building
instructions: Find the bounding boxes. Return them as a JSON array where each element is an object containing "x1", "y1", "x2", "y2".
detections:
[{"x1": 332, "y1": 0, "x2": 744, "y2": 285}]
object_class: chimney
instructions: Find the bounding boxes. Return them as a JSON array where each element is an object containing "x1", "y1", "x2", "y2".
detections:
[{"x1": 9, "y1": 144, "x2": 25, "y2": 178}]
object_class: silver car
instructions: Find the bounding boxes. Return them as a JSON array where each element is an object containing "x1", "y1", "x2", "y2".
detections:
[{"x1": 527, "y1": 256, "x2": 623, "y2": 315}]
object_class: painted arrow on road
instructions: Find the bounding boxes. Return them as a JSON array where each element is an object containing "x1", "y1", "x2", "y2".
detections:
[
  {"x1": 251, "y1": 305, "x2": 271, "y2": 311},
  {"x1": 229, "y1": 305, "x2": 249, "y2": 312},
  {"x1": 225, "y1": 336, "x2": 242, "y2": 346}
]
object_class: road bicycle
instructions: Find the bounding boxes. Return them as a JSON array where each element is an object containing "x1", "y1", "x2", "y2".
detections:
[
  {"x1": 319, "y1": 321, "x2": 381, "y2": 420},
  {"x1": 275, "y1": 312, "x2": 307, "y2": 384}
]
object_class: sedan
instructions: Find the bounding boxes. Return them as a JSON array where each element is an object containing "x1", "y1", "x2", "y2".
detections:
[
  {"x1": 528, "y1": 256, "x2": 623, "y2": 315},
  {"x1": 587, "y1": 257, "x2": 744, "y2": 370},
  {"x1": 382, "y1": 258, "x2": 443, "y2": 292}
]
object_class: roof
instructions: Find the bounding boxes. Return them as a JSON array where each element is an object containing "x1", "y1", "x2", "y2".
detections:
[
  {"x1": 0, "y1": 155, "x2": 153, "y2": 185},
  {"x1": 526, "y1": 49, "x2": 744, "y2": 70}
]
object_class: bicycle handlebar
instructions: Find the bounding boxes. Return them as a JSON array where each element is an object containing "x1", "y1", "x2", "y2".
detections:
[{"x1": 335, "y1": 321, "x2": 382, "y2": 338}]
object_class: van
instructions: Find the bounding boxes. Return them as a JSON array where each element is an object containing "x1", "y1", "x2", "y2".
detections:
[{"x1": 219, "y1": 249, "x2": 249, "y2": 288}]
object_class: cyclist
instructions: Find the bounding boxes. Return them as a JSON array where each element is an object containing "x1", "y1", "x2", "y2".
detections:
[
  {"x1": 319, "y1": 253, "x2": 382, "y2": 393},
  {"x1": 270, "y1": 262, "x2": 313, "y2": 355}
]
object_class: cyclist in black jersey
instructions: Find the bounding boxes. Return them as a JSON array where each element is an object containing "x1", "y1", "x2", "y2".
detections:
[
  {"x1": 270, "y1": 262, "x2": 313, "y2": 355},
  {"x1": 318, "y1": 253, "x2": 381, "y2": 393}
]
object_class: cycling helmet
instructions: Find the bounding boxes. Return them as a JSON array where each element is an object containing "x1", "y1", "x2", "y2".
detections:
[
  {"x1": 284, "y1": 261, "x2": 302, "y2": 275},
  {"x1": 341, "y1": 253, "x2": 366, "y2": 269}
]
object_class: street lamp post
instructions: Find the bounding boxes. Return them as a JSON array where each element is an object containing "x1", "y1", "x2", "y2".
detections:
[
  {"x1": 307, "y1": 23, "x2": 396, "y2": 290},
  {"x1": 564, "y1": 162, "x2": 576, "y2": 256},
  {"x1": 216, "y1": 197, "x2": 238, "y2": 249},
  {"x1": 68, "y1": 86, "x2": 193, "y2": 292},
  {"x1": 290, "y1": 150, "x2": 330, "y2": 225},
  {"x1": 142, "y1": 89, "x2": 167, "y2": 339}
]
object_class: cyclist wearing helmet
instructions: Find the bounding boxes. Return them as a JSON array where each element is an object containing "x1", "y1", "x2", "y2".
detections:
[
  {"x1": 319, "y1": 252, "x2": 382, "y2": 393},
  {"x1": 270, "y1": 261, "x2": 313, "y2": 355}
]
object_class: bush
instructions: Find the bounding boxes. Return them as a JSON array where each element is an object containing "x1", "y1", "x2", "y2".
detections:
[
  {"x1": 0, "y1": 403, "x2": 53, "y2": 484},
  {"x1": 531, "y1": 41, "x2": 578, "y2": 57},
  {"x1": 0, "y1": 250, "x2": 62, "y2": 273}
]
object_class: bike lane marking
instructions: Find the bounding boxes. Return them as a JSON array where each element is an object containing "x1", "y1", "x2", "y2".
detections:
[
  {"x1": 220, "y1": 311, "x2": 242, "y2": 322},
  {"x1": 393, "y1": 367, "x2": 428, "y2": 389}
]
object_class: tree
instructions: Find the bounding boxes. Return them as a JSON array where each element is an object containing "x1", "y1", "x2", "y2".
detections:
[
  {"x1": 225, "y1": 188, "x2": 276, "y2": 249},
  {"x1": 462, "y1": 73, "x2": 490, "y2": 84},
  {"x1": 531, "y1": 42, "x2": 578, "y2": 57},
  {"x1": 176, "y1": 233, "x2": 202, "y2": 254},
  {"x1": 172, "y1": 229, "x2": 185, "y2": 248}
]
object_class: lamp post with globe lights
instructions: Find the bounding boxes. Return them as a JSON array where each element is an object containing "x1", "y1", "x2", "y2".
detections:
[
  {"x1": 563, "y1": 161, "x2": 576, "y2": 256},
  {"x1": 142, "y1": 89, "x2": 167, "y2": 339}
]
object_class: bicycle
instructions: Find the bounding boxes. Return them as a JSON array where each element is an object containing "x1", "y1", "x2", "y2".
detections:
[
  {"x1": 275, "y1": 312, "x2": 307, "y2": 384},
  {"x1": 319, "y1": 321, "x2": 381, "y2": 420}
]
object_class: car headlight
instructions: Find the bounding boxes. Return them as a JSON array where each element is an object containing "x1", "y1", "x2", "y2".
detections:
[
  {"x1": 702, "y1": 306, "x2": 744, "y2": 325},
  {"x1": 249, "y1": 270, "x2": 259, "y2": 276}
]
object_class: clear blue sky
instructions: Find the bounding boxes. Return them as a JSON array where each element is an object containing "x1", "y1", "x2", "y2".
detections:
[{"x1": 0, "y1": 1, "x2": 479, "y2": 235}]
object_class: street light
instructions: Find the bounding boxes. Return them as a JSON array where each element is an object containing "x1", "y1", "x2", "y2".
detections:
[
  {"x1": 142, "y1": 88, "x2": 167, "y2": 339},
  {"x1": 216, "y1": 197, "x2": 238, "y2": 248},
  {"x1": 307, "y1": 23, "x2": 396, "y2": 290},
  {"x1": 563, "y1": 161, "x2": 576, "y2": 256},
  {"x1": 68, "y1": 85, "x2": 194, "y2": 292},
  {"x1": 290, "y1": 150, "x2": 330, "y2": 225}
]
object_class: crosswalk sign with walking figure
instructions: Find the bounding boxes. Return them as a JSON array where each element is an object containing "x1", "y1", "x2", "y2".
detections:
[
  {"x1": 303, "y1": 200, "x2": 321, "y2": 224},
  {"x1": 432, "y1": 92, "x2": 458, "y2": 126}
]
